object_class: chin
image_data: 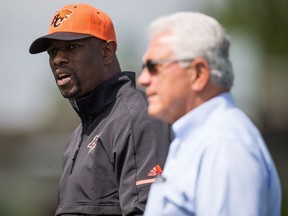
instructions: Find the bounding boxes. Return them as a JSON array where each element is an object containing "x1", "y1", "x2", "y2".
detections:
[
  {"x1": 147, "y1": 107, "x2": 164, "y2": 121},
  {"x1": 147, "y1": 108, "x2": 157, "y2": 117},
  {"x1": 61, "y1": 92, "x2": 78, "y2": 99},
  {"x1": 150, "y1": 107, "x2": 175, "y2": 124}
]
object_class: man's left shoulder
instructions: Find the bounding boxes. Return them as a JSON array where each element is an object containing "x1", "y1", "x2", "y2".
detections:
[{"x1": 120, "y1": 87, "x2": 147, "y2": 111}]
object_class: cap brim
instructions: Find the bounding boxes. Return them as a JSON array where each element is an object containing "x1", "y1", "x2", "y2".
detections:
[{"x1": 29, "y1": 32, "x2": 93, "y2": 54}]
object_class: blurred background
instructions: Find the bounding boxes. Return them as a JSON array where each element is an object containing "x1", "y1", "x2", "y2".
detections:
[{"x1": 0, "y1": 0, "x2": 287, "y2": 215}]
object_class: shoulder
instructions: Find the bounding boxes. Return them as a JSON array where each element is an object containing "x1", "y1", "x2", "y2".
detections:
[{"x1": 117, "y1": 87, "x2": 149, "y2": 120}]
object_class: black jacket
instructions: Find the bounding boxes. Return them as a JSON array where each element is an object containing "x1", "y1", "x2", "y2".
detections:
[{"x1": 56, "y1": 72, "x2": 171, "y2": 216}]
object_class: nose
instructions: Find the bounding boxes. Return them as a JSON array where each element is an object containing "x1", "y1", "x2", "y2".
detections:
[
  {"x1": 137, "y1": 68, "x2": 151, "y2": 87},
  {"x1": 51, "y1": 49, "x2": 69, "y2": 66}
]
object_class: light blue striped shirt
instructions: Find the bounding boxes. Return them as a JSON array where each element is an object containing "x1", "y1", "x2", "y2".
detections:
[{"x1": 144, "y1": 92, "x2": 282, "y2": 216}]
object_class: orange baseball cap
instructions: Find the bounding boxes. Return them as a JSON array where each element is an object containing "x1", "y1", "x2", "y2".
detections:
[{"x1": 29, "y1": 3, "x2": 117, "y2": 54}]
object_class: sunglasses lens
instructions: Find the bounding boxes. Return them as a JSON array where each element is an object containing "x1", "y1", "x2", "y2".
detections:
[{"x1": 147, "y1": 61, "x2": 157, "y2": 74}]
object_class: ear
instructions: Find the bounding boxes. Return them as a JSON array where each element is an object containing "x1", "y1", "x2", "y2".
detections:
[
  {"x1": 190, "y1": 58, "x2": 210, "y2": 92},
  {"x1": 102, "y1": 41, "x2": 117, "y2": 64}
]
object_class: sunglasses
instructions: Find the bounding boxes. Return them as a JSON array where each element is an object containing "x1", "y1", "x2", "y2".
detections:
[{"x1": 142, "y1": 58, "x2": 195, "y2": 74}]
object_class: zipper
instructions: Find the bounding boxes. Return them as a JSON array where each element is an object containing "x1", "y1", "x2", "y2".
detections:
[
  {"x1": 70, "y1": 119, "x2": 88, "y2": 174},
  {"x1": 70, "y1": 139, "x2": 82, "y2": 174}
]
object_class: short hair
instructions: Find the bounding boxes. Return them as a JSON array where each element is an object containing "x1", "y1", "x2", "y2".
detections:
[{"x1": 148, "y1": 12, "x2": 234, "y2": 88}]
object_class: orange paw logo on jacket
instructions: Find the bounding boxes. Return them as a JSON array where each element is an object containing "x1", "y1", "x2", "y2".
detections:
[{"x1": 50, "y1": 9, "x2": 72, "y2": 28}]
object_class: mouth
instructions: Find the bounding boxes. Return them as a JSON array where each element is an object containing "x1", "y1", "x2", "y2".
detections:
[
  {"x1": 57, "y1": 74, "x2": 71, "y2": 86},
  {"x1": 55, "y1": 69, "x2": 72, "y2": 86},
  {"x1": 145, "y1": 89, "x2": 156, "y2": 98},
  {"x1": 146, "y1": 92, "x2": 158, "y2": 103}
]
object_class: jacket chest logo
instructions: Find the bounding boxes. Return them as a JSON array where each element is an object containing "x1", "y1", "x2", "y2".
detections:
[{"x1": 87, "y1": 134, "x2": 101, "y2": 153}]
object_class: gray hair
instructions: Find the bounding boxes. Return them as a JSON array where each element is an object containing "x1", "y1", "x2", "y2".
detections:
[{"x1": 148, "y1": 12, "x2": 234, "y2": 88}]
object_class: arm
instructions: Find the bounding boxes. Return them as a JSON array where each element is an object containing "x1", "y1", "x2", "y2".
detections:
[{"x1": 114, "y1": 111, "x2": 171, "y2": 216}]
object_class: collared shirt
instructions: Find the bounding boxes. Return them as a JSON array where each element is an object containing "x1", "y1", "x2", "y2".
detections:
[{"x1": 144, "y1": 92, "x2": 282, "y2": 216}]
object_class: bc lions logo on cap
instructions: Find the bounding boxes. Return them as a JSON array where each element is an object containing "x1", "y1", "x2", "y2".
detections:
[{"x1": 50, "y1": 9, "x2": 72, "y2": 28}]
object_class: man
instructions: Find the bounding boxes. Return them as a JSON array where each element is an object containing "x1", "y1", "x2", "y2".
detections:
[
  {"x1": 29, "y1": 4, "x2": 171, "y2": 216},
  {"x1": 137, "y1": 12, "x2": 282, "y2": 216}
]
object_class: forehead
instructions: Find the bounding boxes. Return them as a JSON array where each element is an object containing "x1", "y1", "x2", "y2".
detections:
[{"x1": 144, "y1": 31, "x2": 174, "y2": 60}]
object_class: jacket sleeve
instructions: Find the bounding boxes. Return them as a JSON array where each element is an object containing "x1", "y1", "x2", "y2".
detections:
[{"x1": 113, "y1": 109, "x2": 172, "y2": 216}]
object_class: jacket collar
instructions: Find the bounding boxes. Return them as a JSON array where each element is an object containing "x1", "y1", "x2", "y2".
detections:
[{"x1": 69, "y1": 72, "x2": 136, "y2": 118}]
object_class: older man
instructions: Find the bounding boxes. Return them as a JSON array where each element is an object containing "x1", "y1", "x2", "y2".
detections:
[
  {"x1": 137, "y1": 12, "x2": 282, "y2": 216},
  {"x1": 29, "y1": 4, "x2": 171, "y2": 216}
]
